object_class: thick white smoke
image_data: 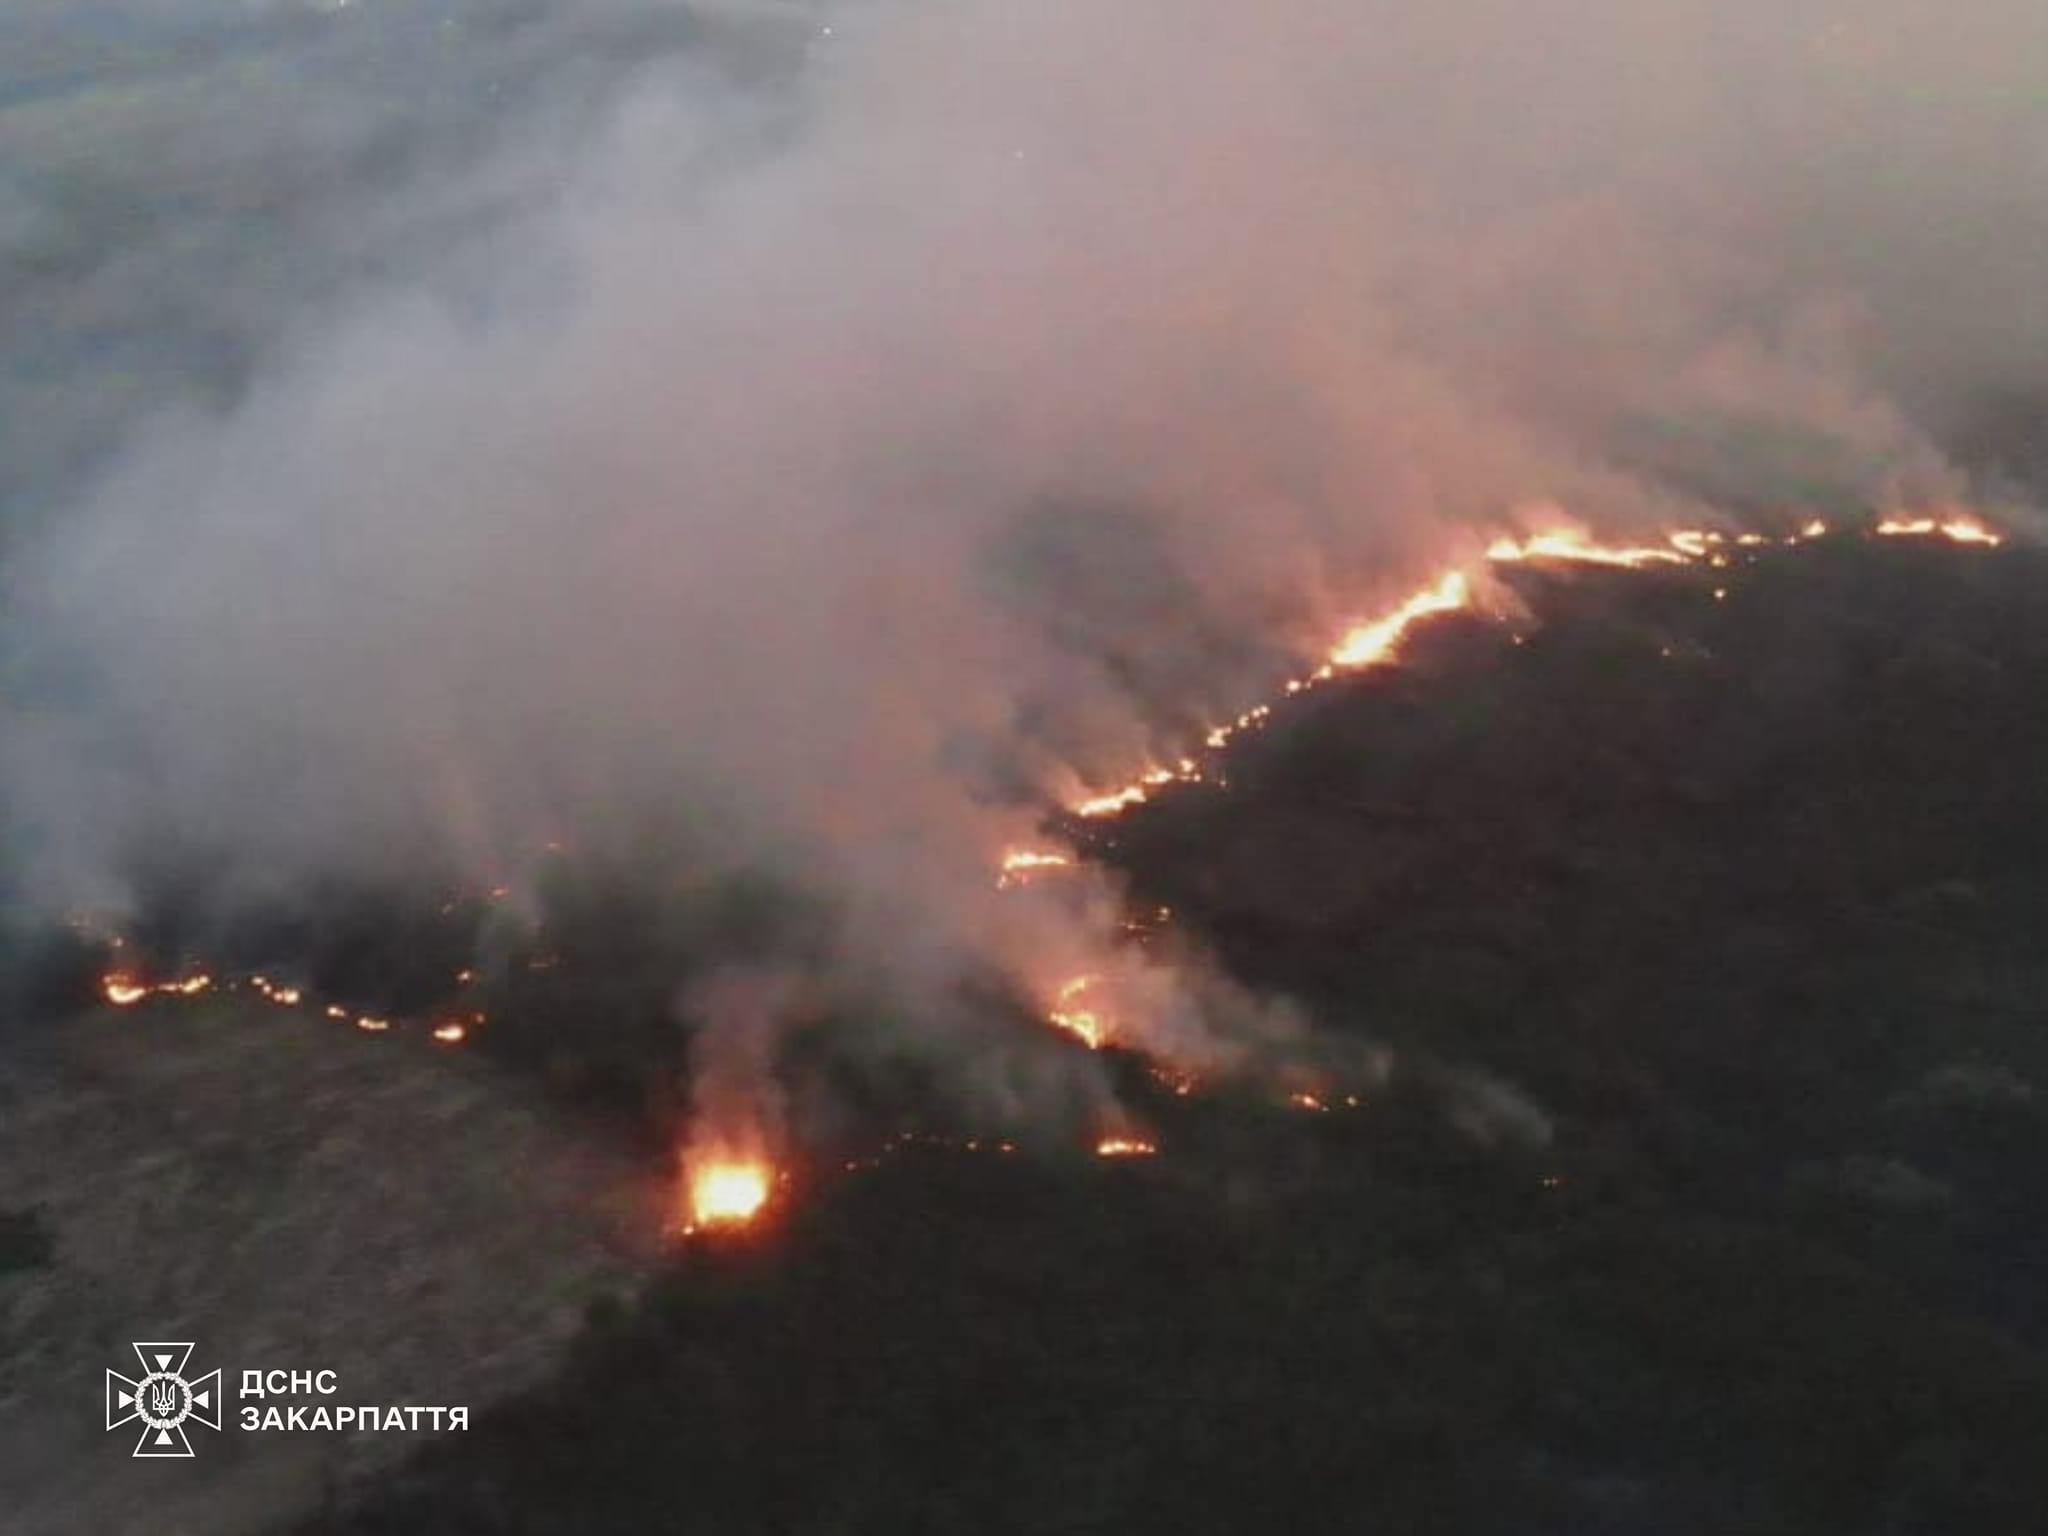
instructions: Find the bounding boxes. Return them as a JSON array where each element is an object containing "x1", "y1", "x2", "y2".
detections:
[{"x1": 3, "y1": 0, "x2": 2040, "y2": 1096}]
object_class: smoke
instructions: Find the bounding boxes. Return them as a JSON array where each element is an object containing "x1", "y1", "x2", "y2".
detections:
[{"x1": 4, "y1": 1, "x2": 2044, "y2": 1110}]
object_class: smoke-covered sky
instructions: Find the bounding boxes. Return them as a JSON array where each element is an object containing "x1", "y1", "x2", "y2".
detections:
[{"x1": 4, "y1": 0, "x2": 2044, "y2": 1064}]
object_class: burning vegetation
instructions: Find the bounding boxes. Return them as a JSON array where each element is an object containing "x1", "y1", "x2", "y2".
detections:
[
  {"x1": 10, "y1": 509, "x2": 2046, "y2": 1536},
  {"x1": 283, "y1": 506, "x2": 2048, "y2": 1536},
  {"x1": 57, "y1": 508, "x2": 2023, "y2": 1237},
  {"x1": 683, "y1": 1159, "x2": 775, "y2": 1234}
]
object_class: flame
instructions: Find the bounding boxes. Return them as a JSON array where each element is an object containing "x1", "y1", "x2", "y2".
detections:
[
  {"x1": 996, "y1": 848, "x2": 1074, "y2": 888},
  {"x1": 1876, "y1": 513, "x2": 2003, "y2": 546},
  {"x1": 1047, "y1": 973, "x2": 1108, "y2": 1049},
  {"x1": 1485, "y1": 530, "x2": 1686, "y2": 569},
  {"x1": 1095, "y1": 1137, "x2": 1158, "y2": 1158},
  {"x1": 1327, "y1": 570, "x2": 1473, "y2": 668},
  {"x1": 101, "y1": 972, "x2": 212, "y2": 1006},
  {"x1": 685, "y1": 1159, "x2": 773, "y2": 1231},
  {"x1": 1071, "y1": 571, "x2": 1473, "y2": 817},
  {"x1": 101, "y1": 951, "x2": 478, "y2": 1050},
  {"x1": 102, "y1": 976, "x2": 149, "y2": 1007},
  {"x1": 1060, "y1": 511, "x2": 2009, "y2": 822}
]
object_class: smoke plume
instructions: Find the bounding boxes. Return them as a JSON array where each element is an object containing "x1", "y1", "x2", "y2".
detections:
[{"x1": 4, "y1": 0, "x2": 2043, "y2": 1105}]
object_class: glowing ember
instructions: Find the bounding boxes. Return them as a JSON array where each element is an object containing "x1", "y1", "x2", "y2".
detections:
[
  {"x1": 432, "y1": 1022, "x2": 467, "y2": 1044},
  {"x1": 1095, "y1": 1137, "x2": 1158, "y2": 1158},
  {"x1": 686, "y1": 1161, "x2": 773, "y2": 1231}
]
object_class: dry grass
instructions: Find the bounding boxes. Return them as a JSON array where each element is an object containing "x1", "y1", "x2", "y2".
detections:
[{"x1": 0, "y1": 1001, "x2": 664, "y2": 1536}]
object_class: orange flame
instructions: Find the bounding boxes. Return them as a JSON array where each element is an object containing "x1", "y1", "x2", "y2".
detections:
[
  {"x1": 1485, "y1": 530, "x2": 1686, "y2": 569},
  {"x1": 101, "y1": 976, "x2": 150, "y2": 1007},
  {"x1": 1095, "y1": 1137, "x2": 1158, "y2": 1158},
  {"x1": 1327, "y1": 570, "x2": 1473, "y2": 668},
  {"x1": 101, "y1": 972, "x2": 212, "y2": 1006},
  {"x1": 996, "y1": 848, "x2": 1074, "y2": 888},
  {"x1": 1047, "y1": 974, "x2": 1108, "y2": 1049},
  {"x1": 1876, "y1": 513, "x2": 2003, "y2": 546},
  {"x1": 1061, "y1": 512, "x2": 2009, "y2": 821},
  {"x1": 685, "y1": 1159, "x2": 774, "y2": 1232}
]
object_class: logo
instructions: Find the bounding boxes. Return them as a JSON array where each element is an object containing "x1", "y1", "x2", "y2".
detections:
[{"x1": 106, "y1": 1342, "x2": 222, "y2": 1457}]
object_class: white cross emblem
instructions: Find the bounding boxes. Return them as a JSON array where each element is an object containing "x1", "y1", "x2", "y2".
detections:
[{"x1": 106, "y1": 1342, "x2": 222, "y2": 1457}]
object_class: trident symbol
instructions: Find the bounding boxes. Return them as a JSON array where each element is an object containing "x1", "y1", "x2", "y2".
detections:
[{"x1": 106, "y1": 1343, "x2": 222, "y2": 1457}]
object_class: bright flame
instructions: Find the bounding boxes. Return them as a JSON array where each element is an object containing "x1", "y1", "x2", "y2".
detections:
[
  {"x1": 1095, "y1": 1137, "x2": 1158, "y2": 1158},
  {"x1": 1876, "y1": 513, "x2": 2003, "y2": 546},
  {"x1": 1486, "y1": 530, "x2": 1687, "y2": 569},
  {"x1": 686, "y1": 1160, "x2": 773, "y2": 1231},
  {"x1": 1059, "y1": 511, "x2": 2009, "y2": 823},
  {"x1": 1047, "y1": 974, "x2": 1108, "y2": 1049},
  {"x1": 101, "y1": 972, "x2": 212, "y2": 1006},
  {"x1": 432, "y1": 1021, "x2": 467, "y2": 1044},
  {"x1": 996, "y1": 848, "x2": 1073, "y2": 888},
  {"x1": 1327, "y1": 570, "x2": 1473, "y2": 668}
]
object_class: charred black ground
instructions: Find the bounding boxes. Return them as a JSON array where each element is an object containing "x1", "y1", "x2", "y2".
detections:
[{"x1": 218, "y1": 533, "x2": 2046, "y2": 1536}]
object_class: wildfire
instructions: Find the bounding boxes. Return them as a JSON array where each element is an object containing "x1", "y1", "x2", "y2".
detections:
[
  {"x1": 1074, "y1": 764, "x2": 1199, "y2": 820},
  {"x1": 1876, "y1": 513, "x2": 2003, "y2": 546},
  {"x1": 1062, "y1": 510, "x2": 2011, "y2": 821},
  {"x1": 101, "y1": 973, "x2": 212, "y2": 1007},
  {"x1": 1071, "y1": 565, "x2": 1479, "y2": 815},
  {"x1": 99, "y1": 958, "x2": 476, "y2": 1050},
  {"x1": 996, "y1": 848, "x2": 1074, "y2": 888},
  {"x1": 684, "y1": 1159, "x2": 774, "y2": 1232},
  {"x1": 1095, "y1": 1137, "x2": 1158, "y2": 1158},
  {"x1": 250, "y1": 975, "x2": 302, "y2": 1006},
  {"x1": 1485, "y1": 530, "x2": 1685, "y2": 569},
  {"x1": 1327, "y1": 570, "x2": 1473, "y2": 668},
  {"x1": 1047, "y1": 974, "x2": 1108, "y2": 1049},
  {"x1": 79, "y1": 500, "x2": 2015, "y2": 1246}
]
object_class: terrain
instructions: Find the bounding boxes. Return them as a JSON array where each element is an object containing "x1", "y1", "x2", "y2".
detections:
[{"x1": 269, "y1": 531, "x2": 2048, "y2": 1535}]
